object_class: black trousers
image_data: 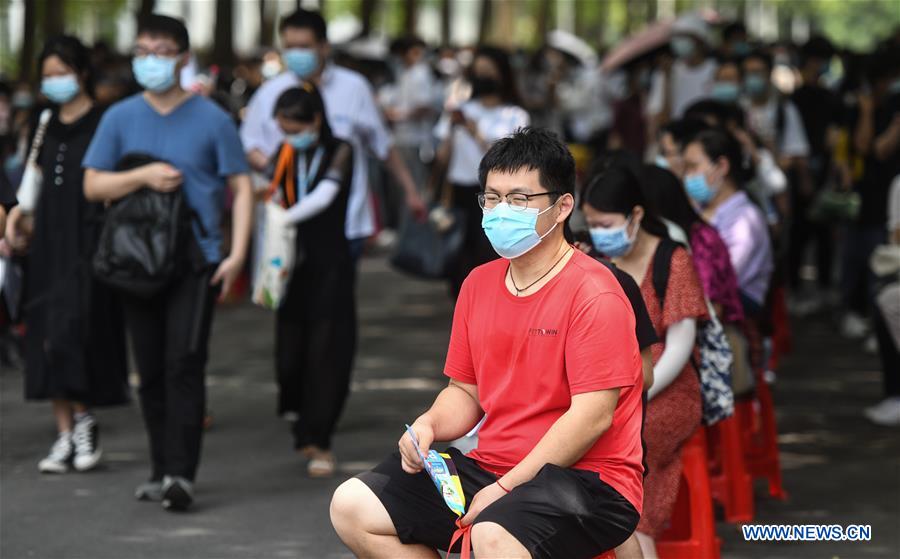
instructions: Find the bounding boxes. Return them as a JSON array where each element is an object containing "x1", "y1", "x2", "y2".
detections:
[
  {"x1": 449, "y1": 183, "x2": 495, "y2": 298},
  {"x1": 873, "y1": 303, "x2": 900, "y2": 398},
  {"x1": 123, "y1": 266, "x2": 218, "y2": 482}
]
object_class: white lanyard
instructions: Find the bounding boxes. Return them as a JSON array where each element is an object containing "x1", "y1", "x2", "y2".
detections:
[{"x1": 297, "y1": 147, "x2": 325, "y2": 200}]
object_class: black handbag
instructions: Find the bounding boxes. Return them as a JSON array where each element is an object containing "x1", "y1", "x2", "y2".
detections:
[
  {"x1": 92, "y1": 153, "x2": 194, "y2": 298},
  {"x1": 391, "y1": 204, "x2": 466, "y2": 280}
]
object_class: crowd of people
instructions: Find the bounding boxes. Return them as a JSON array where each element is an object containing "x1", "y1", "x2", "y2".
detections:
[{"x1": 0, "y1": 6, "x2": 899, "y2": 558}]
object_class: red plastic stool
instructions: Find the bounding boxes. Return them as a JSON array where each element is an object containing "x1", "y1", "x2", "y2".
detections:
[
  {"x1": 735, "y1": 379, "x2": 787, "y2": 500},
  {"x1": 592, "y1": 550, "x2": 616, "y2": 559},
  {"x1": 706, "y1": 417, "x2": 754, "y2": 523},
  {"x1": 657, "y1": 429, "x2": 721, "y2": 559}
]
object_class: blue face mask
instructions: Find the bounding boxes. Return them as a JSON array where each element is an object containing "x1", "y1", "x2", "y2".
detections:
[
  {"x1": 590, "y1": 218, "x2": 636, "y2": 258},
  {"x1": 286, "y1": 130, "x2": 318, "y2": 151},
  {"x1": 711, "y1": 81, "x2": 740, "y2": 103},
  {"x1": 41, "y1": 74, "x2": 80, "y2": 104},
  {"x1": 733, "y1": 41, "x2": 751, "y2": 57},
  {"x1": 671, "y1": 37, "x2": 695, "y2": 59},
  {"x1": 655, "y1": 155, "x2": 670, "y2": 170},
  {"x1": 482, "y1": 201, "x2": 559, "y2": 259},
  {"x1": 744, "y1": 74, "x2": 768, "y2": 98},
  {"x1": 685, "y1": 173, "x2": 715, "y2": 206},
  {"x1": 283, "y1": 48, "x2": 319, "y2": 78},
  {"x1": 132, "y1": 55, "x2": 178, "y2": 92}
]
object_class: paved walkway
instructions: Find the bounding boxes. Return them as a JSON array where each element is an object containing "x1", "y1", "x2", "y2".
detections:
[{"x1": 1, "y1": 256, "x2": 898, "y2": 558}]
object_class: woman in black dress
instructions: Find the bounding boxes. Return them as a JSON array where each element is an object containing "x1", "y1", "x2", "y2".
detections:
[
  {"x1": 268, "y1": 84, "x2": 355, "y2": 477},
  {"x1": 6, "y1": 36, "x2": 128, "y2": 474}
]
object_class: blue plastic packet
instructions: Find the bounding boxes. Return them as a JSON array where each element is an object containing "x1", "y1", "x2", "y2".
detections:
[{"x1": 405, "y1": 424, "x2": 466, "y2": 517}]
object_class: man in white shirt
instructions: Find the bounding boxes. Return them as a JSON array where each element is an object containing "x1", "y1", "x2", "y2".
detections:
[
  {"x1": 241, "y1": 9, "x2": 426, "y2": 257},
  {"x1": 379, "y1": 37, "x2": 439, "y2": 203},
  {"x1": 647, "y1": 13, "x2": 718, "y2": 122}
]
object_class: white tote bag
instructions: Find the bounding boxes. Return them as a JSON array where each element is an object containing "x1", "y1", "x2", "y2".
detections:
[
  {"x1": 251, "y1": 201, "x2": 297, "y2": 310},
  {"x1": 16, "y1": 109, "x2": 53, "y2": 213}
]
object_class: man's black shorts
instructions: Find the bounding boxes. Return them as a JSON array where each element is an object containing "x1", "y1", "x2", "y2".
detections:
[{"x1": 357, "y1": 448, "x2": 639, "y2": 559}]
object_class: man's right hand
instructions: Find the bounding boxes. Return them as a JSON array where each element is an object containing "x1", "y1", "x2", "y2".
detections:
[
  {"x1": 141, "y1": 163, "x2": 182, "y2": 192},
  {"x1": 399, "y1": 418, "x2": 435, "y2": 474}
]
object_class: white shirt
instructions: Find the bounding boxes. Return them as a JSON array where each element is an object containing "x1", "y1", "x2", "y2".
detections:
[
  {"x1": 889, "y1": 174, "x2": 900, "y2": 234},
  {"x1": 241, "y1": 65, "x2": 393, "y2": 240},
  {"x1": 743, "y1": 96, "x2": 810, "y2": 158},
  {"x1": 648, "y1": 59, "x2": 718, "y2": 119},
  {"x1": 378, "y1": 62, "x2": 438, "y2": 148},
  {"x1": 433, "y1": 100, "x2": 530, "y2": 185}
]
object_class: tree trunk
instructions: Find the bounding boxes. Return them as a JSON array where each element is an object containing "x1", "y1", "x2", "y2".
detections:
[
  {"x1": 440, "y1": 0, "x2": 450, "y2": 46},
  {"x1": 537, "y1": 0, "x2": 552, "y2": 44},
  {"x1": 477, "y1": 0, "x2": 492, "y2": 44},
  {"x1": 213, "y1": 0, "x2": 235, "y2": 66},
  {"x1": 403, "y1": 0, "x2": 418, "y2": 36},
  {"x1": 360, "y1": 0, "x2": 378, "y2": 37},
  {"x1": 43, "y1": 0, "x2": 64, "y2": 38},
  {"x1": 138, "y1": 0, "x2": 155, "y2": 21},
  {"x1": 259, "y1": 0, "x2": 275, "y2": 47},
  {"x1": 18, "y1": 0, "x2": 37, "y2": 83}
]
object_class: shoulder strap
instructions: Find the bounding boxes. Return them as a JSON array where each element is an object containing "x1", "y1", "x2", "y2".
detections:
[
  {"x1": 652, "y1": 238, "x2": 678, "y2": 311},
  {"x1": 265, "y1": 144, "x2": 295, "y2": 206},
  {"x1": 775, "y1": 97, "x2": 787, "y2": 147}
]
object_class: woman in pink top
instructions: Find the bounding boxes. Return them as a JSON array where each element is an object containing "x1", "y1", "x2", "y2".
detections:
[{"x1": 639, "y1": 164, "x2": 744, "y2": 325}]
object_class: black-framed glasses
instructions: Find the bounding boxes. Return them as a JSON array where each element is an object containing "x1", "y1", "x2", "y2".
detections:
[
  {"x1": 132, "y1": 46, "x2": 184, "y2": 58},
  {"x1": 477, "y1": 191, "x2": 561, "y2": 212}
]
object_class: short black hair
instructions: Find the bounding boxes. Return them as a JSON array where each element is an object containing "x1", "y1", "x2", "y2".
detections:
[
  {"x1": 39, "y1": 35, "x2": 94, "y2": 97},
  {"x1": 279, "y1": 8, "x2": 328, "y2": 42},
  {"x1": 722, "y1": 21, "x2": 747, "y2": 42},
  {"x1": 273, "y1": 82, "x2": 335, "y2": 144},
  {"x1": 137, "y1": 14, "x2": 189, "y2": 52},
  {"x1": 660, "y1": 118, "x2": 711, "y2": 149},
  {"x1": 800, "y1": 35, "x2": 834, "y2": 64},
  {"x1": 744, "y1": 49, "x2": 773, "y2": 70},
  {"x1": 478, "y1": 127, "x2": 575, "y2": 197}
]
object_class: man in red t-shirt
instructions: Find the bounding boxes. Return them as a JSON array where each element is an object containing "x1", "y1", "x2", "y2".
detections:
[{"x1": 331, "y1": 128, "x2": 643, "y2": 559}]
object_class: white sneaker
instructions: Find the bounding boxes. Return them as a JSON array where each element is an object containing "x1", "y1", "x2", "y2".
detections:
[
  {"x1": 864, "y1": 397, "x2": 900, "y2": 426},
  {"x1": 72, "y1": 414, "x2": 102, "y2": 471},
  {"x1": 863, "y1": 335, "x2": 879, "y2": 355},
  {"x1": 841, "y1": 312, "x2": 869, "y2": 339},
  {"x1": 38, "y1": 432, "x2": 73, "y2": 474}
]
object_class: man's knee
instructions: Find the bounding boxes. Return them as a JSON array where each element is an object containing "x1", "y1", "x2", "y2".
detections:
[
  {"x1": 471, "y1": 522, "x2": 530, "y2": 559},
  {"x1": 330, "y1": 478, "x2": 392, "y2": 536}
]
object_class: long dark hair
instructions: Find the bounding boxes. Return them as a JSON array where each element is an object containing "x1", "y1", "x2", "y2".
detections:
[
  {"x1": 639, "y1": 164, "x2": 704, "y2": 235},
  {"x1": 273, "y1": 81, "x2": 335, "y2": 145},
  {"x1": 470, "y1": 45, "x2": 522, "y2": 107},
  {"x1": 581, "y1": 156, "x2": 670, "y2": 239},
  {"x1": 38, "y1": 35, "x2": 94, "y2": 98}
]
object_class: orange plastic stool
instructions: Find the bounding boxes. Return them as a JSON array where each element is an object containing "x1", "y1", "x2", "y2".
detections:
[
  {"x1": 706, "y1": 417, "x2": 754, "y2": 523},
  {"x1": 656, "y1": 429, "x2": 721, "y2": 559},
  {"x1": 735, "y1": 379, "x2": 787, "y2": 500}
]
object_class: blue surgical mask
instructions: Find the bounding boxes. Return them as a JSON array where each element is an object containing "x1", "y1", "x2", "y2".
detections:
[
  {"x1": 590, "y1": 218, "x2": 636, "y2": 257},
  {"x1": 481, "y1": 201, "x2": 559, "y2": 259},
  {"x1": 41, "y1": 74, "x2": 80, "y2": 104},
  {"x1": 283, "y1": 48, "x2": 318, "y2": 78},
  {"x1": 132, "y1": 55, "x2": 178, "y2": 92},
  {"x1": 286, "y1": 130, "x2": 318, "y2": 151},
  {"x1": 744, "y1": 74, "x2": 768, "y2": 98},
  {"x1": 671, "y1": 37, "x2": 695, "y2": 59},
  {"x1": 710, "y1": 81, "x2": 740, "y2": 103},
  {"x1": 655, "y1": 155, "x2": 670, "y2": 170},
  {"x1": 685, "y1": 173, "x2": 715, "y2": 206},
  {"x1": 733, "y1": 41, "x2": 751, "y2": 57}
]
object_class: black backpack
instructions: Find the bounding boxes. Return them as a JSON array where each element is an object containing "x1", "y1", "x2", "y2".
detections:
[{"x1": 92, "y1": 153, "x2": 195, "y2": 298}]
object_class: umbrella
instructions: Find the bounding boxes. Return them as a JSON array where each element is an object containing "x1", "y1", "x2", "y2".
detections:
[
  {"x1": 547, "y1": 29, "x2": 598, "y2": 67},
  {"x1": 601, "y1": 19, "x2": 675, "y2": 72}
]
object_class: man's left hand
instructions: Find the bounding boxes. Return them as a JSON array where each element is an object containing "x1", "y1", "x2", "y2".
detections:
[{"x1": 460, "y1": 482, "x2": 508, "y2": 526}]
